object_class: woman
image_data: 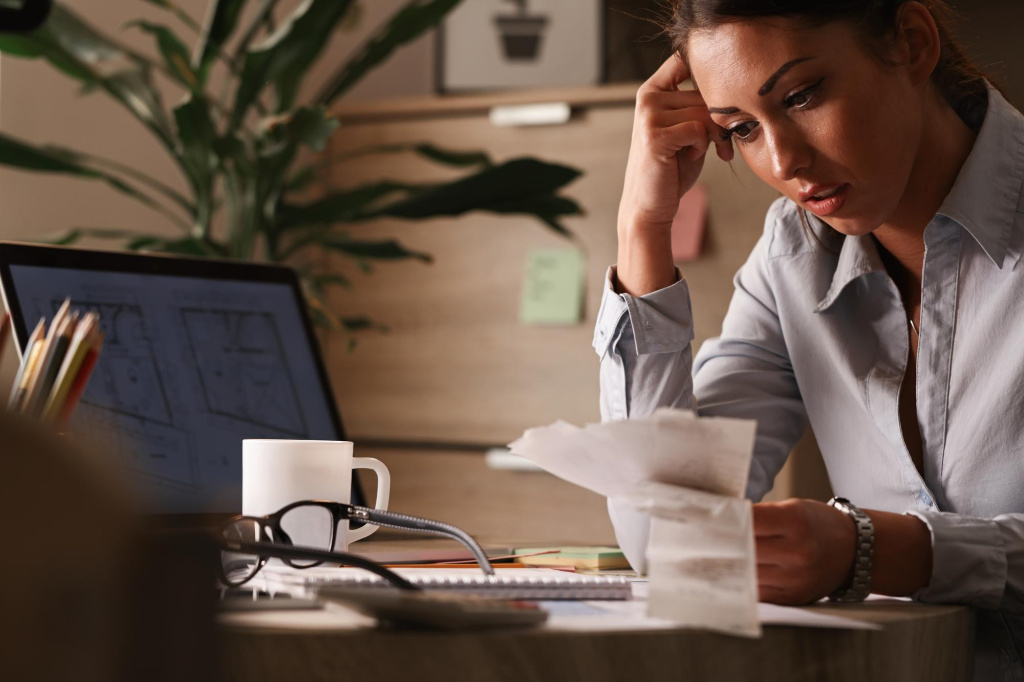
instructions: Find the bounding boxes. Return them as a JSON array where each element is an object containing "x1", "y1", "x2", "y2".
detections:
[{"x1": 597, "y1": 0, "x2": 1023, "y2": 677}]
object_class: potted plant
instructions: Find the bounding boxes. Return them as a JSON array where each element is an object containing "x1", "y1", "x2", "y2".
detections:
[
  {"x1": 494, "y1": 0, "x2": 548, "y2": 61},
  {"x1": 0, "y1": 0, "x2": 582, "y2": 333}
]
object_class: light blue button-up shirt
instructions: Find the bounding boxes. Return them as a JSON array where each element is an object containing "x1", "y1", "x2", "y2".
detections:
[{"x1": 595, "y1": 84, "x2": 1024, "y2": 679}]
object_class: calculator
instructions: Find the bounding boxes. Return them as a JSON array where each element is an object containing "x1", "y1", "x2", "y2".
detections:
[{"x1": 317, "y1": 587, "x2": 549, "y2": 630}]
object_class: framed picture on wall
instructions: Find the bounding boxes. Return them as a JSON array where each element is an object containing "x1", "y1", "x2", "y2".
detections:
[{"x1": 438, "y1": 0, "x2": 604, "y2": 93}]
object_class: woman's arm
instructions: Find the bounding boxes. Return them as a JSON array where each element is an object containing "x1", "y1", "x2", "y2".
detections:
[
  {"x1": 756, "y1": 500, "x2": 1024, "y2": 614},
  {"x1": 753, "y1": 499, "x2": 933, "y2": 604},
  {"x1": 597, "y1": 207, "x2": 811, "y2": 572}
]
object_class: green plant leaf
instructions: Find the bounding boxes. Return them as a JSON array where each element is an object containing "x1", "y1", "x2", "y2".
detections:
[
  {"x1": 126, "y1": 235, "x2": 228, "y2": 257},
  {"x1": 139, "y1": 0, "x2": 202, "y2": 33},
  {"x1": 127, "y1": 20, "x2": 198, "y2": 89},
  {"x1": 0, "y1": 6, "x2": 178, "y2": 150},
  {"x1": 309, "y1": 273, "x2": 352, "y2": 290},
  {"x1": 340, "y1": 316, "x2": 387, "y2": 333},
  {"x1": 0, "y1": 6, "x2": 118, "y2": 82},
  {"x1": 277, "y1": 181, "x2": 422, "y2": 229},
  {"x1": 318, "y1": 237, "x2": 433, "y2": 263},
  {"x1": 193, "y1": 0, "x2": 247, "y2": 84},
  {"x1": 45, "y1": 227, "x2": 150, "y2": 245},
  {"x1": 0, "y1": 33, "x2": 43, "y2": 57},
  {"x1": 231, "y1": 0, "x2": 355, "y2": 128},
  {"x1": 259, "y1": 107, "x2": 339, "y2": 154},
  {"x1": 316, "y1": 0, "x2": 463, "y2": 105},
  {"x1": 284, "y1": 143, "x2": 492, "y2": 196},
  {"x1": 0, "y1": 132, "x2": 189, "y2": 229},
  {"x1": 173, "y1": 95, "x2": 219, "y2": 235},
  {"x1": 104, "y1": 68, "x2": 176, "y2": 148},
  {"x1": 410, "y1": 143, "x2": 492, "y2": 168},
  {"x1": 284, "y1": 165, "x2": 318, "y2": 192},
  {"x1": 45, "y1": 228, "x2": 226, "y2": 257},
  {"x1": 370, "y1": 158, "x2": 582, "y2": 233},
  {"x1": 255, "y1": 107, "x2": 341, "y2": 259}
]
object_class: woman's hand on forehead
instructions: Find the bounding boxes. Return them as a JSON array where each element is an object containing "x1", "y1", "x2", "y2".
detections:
[{"x1": 641, "y1": 54, "x2": 734, "y2": 163}]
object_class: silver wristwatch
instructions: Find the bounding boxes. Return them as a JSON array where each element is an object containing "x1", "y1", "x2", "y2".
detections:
[{"x1": 827, "y1": 497, "x2": 874, "y2": 602}]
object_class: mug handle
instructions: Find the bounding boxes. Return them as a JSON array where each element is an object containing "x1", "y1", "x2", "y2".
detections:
[{"x1": 347, "y1": 457, "x2": 391, "y2": 544}]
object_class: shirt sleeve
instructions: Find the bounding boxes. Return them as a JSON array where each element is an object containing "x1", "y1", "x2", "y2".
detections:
[
  {"x1": 595, "y1": 207, "x2": 809, "y2": 573},
  {"x1": 907, "y1": 510, "x2": 1024, "y2": 612}
]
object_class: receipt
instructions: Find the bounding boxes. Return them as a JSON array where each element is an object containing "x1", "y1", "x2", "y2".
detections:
[
  {"x1": 619, "y1": 482, "x2": 760, "y2": 638},
  {"x1": 507, "y1": 408, "x2": 755, "y2": 498},
  {"x1": 508, "y1": 408, "x2": 760, "y2": 637}
]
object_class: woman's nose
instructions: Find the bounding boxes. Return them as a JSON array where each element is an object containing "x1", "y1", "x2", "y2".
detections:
[{"x1": 766, "y1": 124, "x2": 812, "y2": 182}]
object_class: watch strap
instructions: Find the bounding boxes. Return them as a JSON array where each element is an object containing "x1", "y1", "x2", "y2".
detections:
[{"x1": 827, "y1": 497, "x2": 874, "y2": 602}]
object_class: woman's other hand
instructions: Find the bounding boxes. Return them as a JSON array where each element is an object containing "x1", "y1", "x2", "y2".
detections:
[
  {"x1": 753, "y1": 498, "x2": 857, "y2": 604},
  {"x1": 616, "y1": 54, "x2": 733, "y2": 296}
]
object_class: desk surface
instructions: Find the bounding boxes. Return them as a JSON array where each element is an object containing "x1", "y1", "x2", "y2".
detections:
[{"x1": 218, "y1": 539, "x2": 973, "y2": 682}]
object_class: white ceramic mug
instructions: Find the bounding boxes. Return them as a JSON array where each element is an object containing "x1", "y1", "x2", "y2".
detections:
[{"x1": 242, "y1": 439, "x2": 390, "y2": 551}]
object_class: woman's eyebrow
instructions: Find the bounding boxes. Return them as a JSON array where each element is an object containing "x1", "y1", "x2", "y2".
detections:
[
  {"x1": 758, "y1": 57, "x2": 814, "y2": 96},
  {"x1": 706, "y1": 56, "x2": 816, "y2": 115}
]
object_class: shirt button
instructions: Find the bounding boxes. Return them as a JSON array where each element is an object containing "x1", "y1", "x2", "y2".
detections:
[{"x1": 919, "y1": 491, "x2": 933, "y2": 507}]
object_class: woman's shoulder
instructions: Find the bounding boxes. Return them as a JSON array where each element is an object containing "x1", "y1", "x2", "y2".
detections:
[{"x1": 761, "y1": 196, "x2": 841, "y2": 261}]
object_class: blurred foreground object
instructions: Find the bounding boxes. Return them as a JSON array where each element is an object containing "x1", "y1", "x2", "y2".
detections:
[{"x1": 0, "y1": 411, "x2": 217, "y2": 682}]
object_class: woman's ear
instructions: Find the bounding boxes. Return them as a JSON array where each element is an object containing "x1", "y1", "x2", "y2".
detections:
[{"x1": 896, "y1": 1, "x2": 942, "y2": 87}]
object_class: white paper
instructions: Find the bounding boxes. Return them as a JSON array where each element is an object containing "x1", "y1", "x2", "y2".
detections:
[
  {"x1": 507, "y1": 408, "x2": 756, "y2": 498},
  {"x1": 543, "y1": 584, "x2": 880, "y2": 632},
  {"x1": 618, "y1": 482, "x2": 760, "y2": 637},
  {"x1": 508, "y1": 410, "x2": 761, "y2": 637}
]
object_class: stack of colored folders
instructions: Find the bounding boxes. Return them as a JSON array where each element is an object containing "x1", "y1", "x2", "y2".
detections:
[{"x1": 3, "y1": 299, "x2": 104, "y2": 427}]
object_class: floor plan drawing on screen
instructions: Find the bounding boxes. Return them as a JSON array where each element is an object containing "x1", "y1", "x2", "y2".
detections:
[
  {"x1": 74, "y1": 298, "x2": 200, "y2": 490},
  {"x1": 5, "y1": 259, "x2": 342, "y2": 514},
  {"x1": 180, "y1": 308, "x2": 308, "y2": 437}
]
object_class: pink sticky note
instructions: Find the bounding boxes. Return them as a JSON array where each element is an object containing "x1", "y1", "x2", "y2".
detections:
[{"x1": 671, "y1": 184, "x2": 708, "y2": 262}]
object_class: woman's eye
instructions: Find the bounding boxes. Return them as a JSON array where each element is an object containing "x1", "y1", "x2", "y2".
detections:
[
  {"x1": 723, "y1": 122, "x2": 758, "y2": 142},
  {"x1": 784, "y1": 78, "x2": 825, "y2": 109}
]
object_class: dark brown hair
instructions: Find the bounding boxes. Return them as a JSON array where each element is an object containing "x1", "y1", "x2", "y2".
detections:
[{"x1": 666, "y1": 0, "x2": 995, "y2": 246}]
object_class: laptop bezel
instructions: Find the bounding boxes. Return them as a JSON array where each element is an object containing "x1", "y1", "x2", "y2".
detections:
[{"x1": 0, "y1": 241, "x2": 366, "y2": 528}]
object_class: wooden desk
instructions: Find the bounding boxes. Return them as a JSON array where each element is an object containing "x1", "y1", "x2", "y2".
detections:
[{"x1": 218, "y1": 542, "x2": 973, "y2": 682}]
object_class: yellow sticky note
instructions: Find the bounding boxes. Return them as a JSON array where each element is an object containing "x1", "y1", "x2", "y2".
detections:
[{"x1": 520, "y1": 249, "x2": 585, "y2": 325}]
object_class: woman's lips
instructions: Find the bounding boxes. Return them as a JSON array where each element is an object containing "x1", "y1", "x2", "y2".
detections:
[{"x1": 802, "y1": 184, "x2": 849, "y2": 217}]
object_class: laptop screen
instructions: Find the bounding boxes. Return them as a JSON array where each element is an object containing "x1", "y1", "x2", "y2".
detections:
[{"x1": 0, "y1": 246, "x2": 356, "y2": 516}]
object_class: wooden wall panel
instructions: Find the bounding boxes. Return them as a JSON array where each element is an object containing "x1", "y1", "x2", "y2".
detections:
[{"x1": 355, "y1": 446, "x2": 617, "y2": 546}]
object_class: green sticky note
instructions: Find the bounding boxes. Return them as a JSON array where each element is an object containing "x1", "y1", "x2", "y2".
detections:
[{"x1": 520, "y1": 249, "x2": 585, "y2": 325}]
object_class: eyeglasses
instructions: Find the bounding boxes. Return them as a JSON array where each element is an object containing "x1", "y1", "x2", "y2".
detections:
[{"x1": 218, "y1": 500, "x2": 494, "y2": 588}]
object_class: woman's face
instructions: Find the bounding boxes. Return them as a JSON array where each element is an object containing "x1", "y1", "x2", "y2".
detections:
[{"x1": 689, "y1": 18, "x2": 922, "y2": 236}]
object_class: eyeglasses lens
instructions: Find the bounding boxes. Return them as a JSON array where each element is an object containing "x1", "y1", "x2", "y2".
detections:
[
  {"x1": 279, "y1": 504, "x2": 336, "y2": 567},
  {"x1": 220, "y1": 518, "x2": 263, "y2": 586}
]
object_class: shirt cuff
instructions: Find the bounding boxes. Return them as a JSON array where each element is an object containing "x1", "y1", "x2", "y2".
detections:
[
  {"x1": 594, "y1": 266, "x2": 694, "y2": 356},
  {"x1": 592, "y1": 267, "x2": 630, "y2": 358},
  {"x1": 906, "y1": 510, "x2": 1008, "y2": 609}
]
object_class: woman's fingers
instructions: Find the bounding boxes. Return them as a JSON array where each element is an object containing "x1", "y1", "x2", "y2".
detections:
[
  {"x1": 655, "y1": 120, "x2": 710, "y2": 158},
  {"x1": 645, "y1": 53, "x2": 691, "y2": 93},
  {"x1": 651, "y1": 105, "x2": 718, "y2": 129},
  {"x1": 638, "y1": 88, "x2": 707, "y2": 112},
  {"x1": 643, "y1": 97, "x2": 734, "y2": 164}
]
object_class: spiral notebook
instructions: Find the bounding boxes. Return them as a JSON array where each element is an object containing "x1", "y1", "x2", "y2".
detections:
[{"x1": 256, "y1": 566, "x2": 633, "y2": 601}]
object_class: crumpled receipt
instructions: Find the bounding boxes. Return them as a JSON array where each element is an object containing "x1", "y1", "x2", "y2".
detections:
[{"x1": 508, "y1": 407, "x2": 761, "y2": 638}]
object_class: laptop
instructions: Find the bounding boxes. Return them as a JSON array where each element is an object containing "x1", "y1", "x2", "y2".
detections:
[{"x1": 0, "y1": 242, "x2": 365, "y2": 527}]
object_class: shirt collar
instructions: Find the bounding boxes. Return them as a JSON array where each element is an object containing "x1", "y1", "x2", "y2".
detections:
[
  {"x1": 814, "y1": 232, "x2": 885, "y2": 313},
  {"x1": 816, "y1": 82, "x2": 1024, "y2": 313},
  {"x1": 937, "y1": 83, "x2": 1024, "y2": 268}
]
